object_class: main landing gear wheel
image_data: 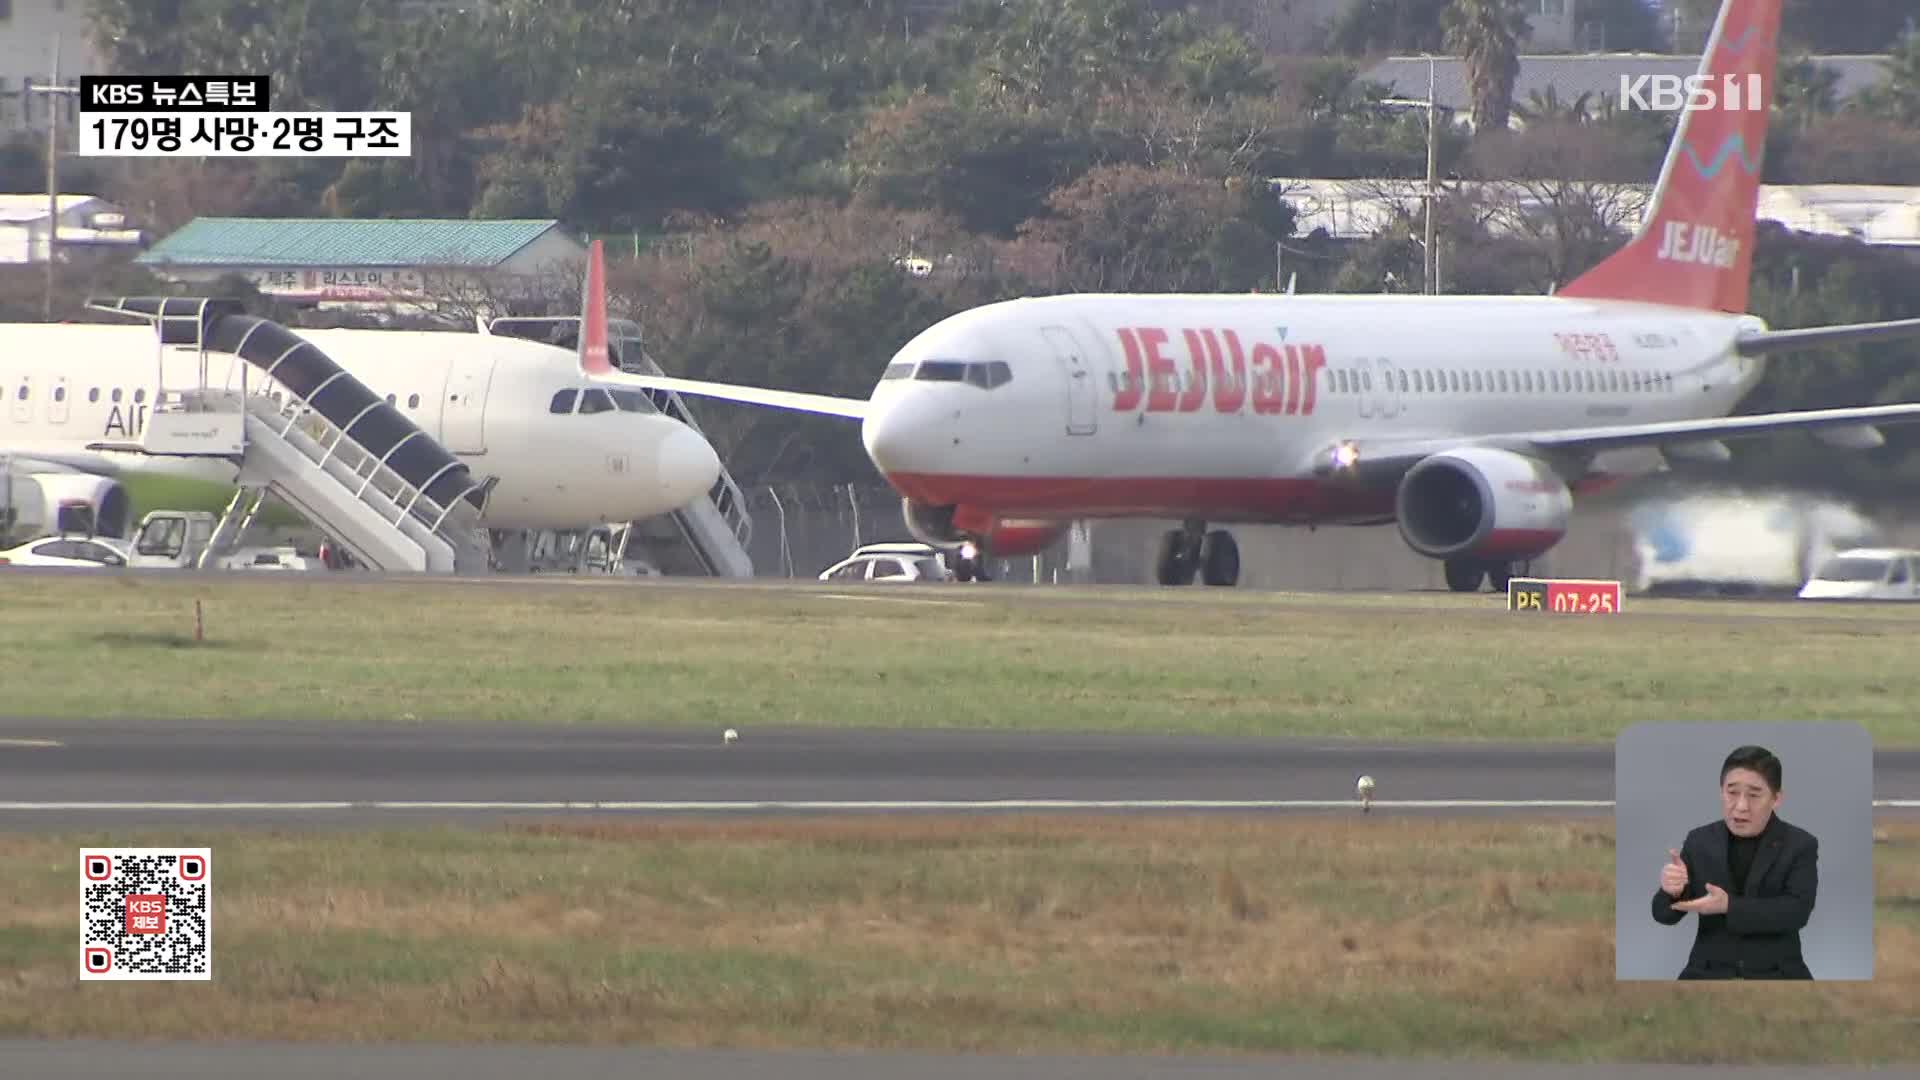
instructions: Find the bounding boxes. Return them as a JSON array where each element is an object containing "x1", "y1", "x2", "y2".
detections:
[
  {"x1": 1443, "y1": 559, "x2": 1525, "y2": 593},
  {"x1": 1200, "y1": 530, "x2": 1239, "y2": 587},
  {"x1": 1157, "y1": 522, "x2": 1240, "y2": 587}
]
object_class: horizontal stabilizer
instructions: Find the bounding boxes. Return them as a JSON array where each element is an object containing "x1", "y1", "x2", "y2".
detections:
[
  {"x1": 1736, "y1": 317, "x2": 1920, "y2": 356},
  {"x1": 611, "y1": 373, "x2": 869, "y2": 420}
]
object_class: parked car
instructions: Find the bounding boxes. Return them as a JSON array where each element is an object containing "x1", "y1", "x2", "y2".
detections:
[
  {"x1": 819, "y1": 542, "x2": 952, "y2": 583},
  {"x1": 0, "y1": 535, "x2": 131, "y2": 568},
  {"x1": 1798, "y1": 548, "x2": 1920, "y2": 601}
]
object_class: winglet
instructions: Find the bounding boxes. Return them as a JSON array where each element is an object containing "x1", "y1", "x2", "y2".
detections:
[
  {"x1": 1556, "y1": 0, "x2": 1783, "y2": 313},
  {"x1": 579, "y1": 238, "x2": 613, "y2": 375}
]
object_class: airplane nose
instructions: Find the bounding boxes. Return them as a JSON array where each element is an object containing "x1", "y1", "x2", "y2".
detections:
[
  {"x1": 654, "y1": 423, "x2": 721, "y2": 509},
  {"x1": 862, "y1": 394, "x2": 938, "y2": 474}
]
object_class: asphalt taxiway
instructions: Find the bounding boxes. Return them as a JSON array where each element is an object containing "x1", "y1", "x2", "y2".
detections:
[
  {"x1": 0, "y1": 1041, "x2": 1907, "y2": 1080},
  {"x1": 2, "y1": 721, "x2": 1917, "y2": 825}
]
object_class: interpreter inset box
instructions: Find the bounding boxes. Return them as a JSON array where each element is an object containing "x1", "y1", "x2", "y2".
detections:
[{"x1": 1614, "y1": 722, "x2": 1873, "y2": 981}]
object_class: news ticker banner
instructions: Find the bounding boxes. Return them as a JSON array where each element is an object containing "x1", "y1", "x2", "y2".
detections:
[
  {"x1": 1507, "y1": 577, "x2": 1624, "y2": 614},
  {"x1": 75, "y1": 75, "x2": 409, "y2": 158}
]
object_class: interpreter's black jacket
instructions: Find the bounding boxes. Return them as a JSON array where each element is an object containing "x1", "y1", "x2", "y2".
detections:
[{"x1": 1651, "y1": 814, "x2": 1818, "y2": 980}]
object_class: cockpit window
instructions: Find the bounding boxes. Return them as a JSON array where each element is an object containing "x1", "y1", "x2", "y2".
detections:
[
  {"x1": 914, "y1": 361, "x2": 968, "y2": 382},
  {"x1": 609, "y1": 388, "x2": 659, "y2": 414},
  {"x1": 964, "y1": 361, "x2": 1014, "y2": 390},
  {"x1": 578, "y1": 388, "x2": 616, "y2": 414},
  {"x1": 881, "y1": 361, "x2": 916, "y2": 381},
  {"x1": 549, "y1": 389, "x2": 578, "y2": 414}
]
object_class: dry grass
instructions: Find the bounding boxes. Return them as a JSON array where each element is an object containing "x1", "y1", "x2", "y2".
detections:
[
  {"x1": 2, "y1": 817, "x2": 1917, "y2": 1062},
  {"x1": 4, "y1": 575, "x2": 1920, "y2": 743}
]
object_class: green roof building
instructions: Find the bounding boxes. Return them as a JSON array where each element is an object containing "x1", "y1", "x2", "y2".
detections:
[{"x1": 136, "y1": 217, "x2": 587, "y2": 312}]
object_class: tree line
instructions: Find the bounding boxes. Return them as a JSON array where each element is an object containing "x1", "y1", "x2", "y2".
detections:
[{"x1": 3, "y1": 0, "x2": 1918, "y2": 499}]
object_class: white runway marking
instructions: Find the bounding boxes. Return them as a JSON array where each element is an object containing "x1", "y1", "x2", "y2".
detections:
[
  {"x1": 0, "y1": 738, "x2": 63, "y2": 748},
  {"x1": 0, "y1": 798, "x2": 1916, "y2": 812}
]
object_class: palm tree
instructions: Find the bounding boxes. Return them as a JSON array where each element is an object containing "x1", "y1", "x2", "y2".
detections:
[
  {"x1": 1513, "y1": 86, "x2": 1596, "y2": 126},
  {"x1": 1442, "y1": 0, "x2": 1532, "y2": 134}
]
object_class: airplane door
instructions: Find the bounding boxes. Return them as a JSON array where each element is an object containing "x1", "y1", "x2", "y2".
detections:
[
  {"x1": 1040, "y1": 325, "x2": 1097, "y2": 436},
  {"x1": 1377, "y1": 358, "x2": 1402, "y2": 419},
  {"x1": 49, "y1": 377, "x2": 69, "y2": 424},
  {"x1": 439, "y1": 354, "x2": 496, "y2": 454}
]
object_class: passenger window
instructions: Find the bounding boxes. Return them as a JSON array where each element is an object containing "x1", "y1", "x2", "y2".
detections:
[
  {"x1": 1396, "y1": 371, "x2": 1408, "y2": 393},
  {"x1": 549, "y1": 389, "x2": 579, "y2": 414},
  {"x1": 1471, "y1": 372, "x2": 1483, "y2": 393},
  {"x1": 88, "y1": 388, "x2": 99, "y2": 403},
  {"x1": 1336, "y1": 370, "x2": 1350, "y2": 393},
  {"x1": 14, "y1": 385, "x2": 25, "y2": 401},
  {"x1": 134, "y1": 389, "x2": 146, "y2": 404},
  {"x1": 579, "y1": 388, "x2": 615, "y2": 414},
  {"x1": 1362, "y1": 372, "x2": 1373, "y2": 391},
  {"x1": 112, "y1": 388, "x2": 123, "y2": 403},
  {"x1": 408, "y1": 394, "x2": 421, "y2": 409},
  {"x1": 386, "y1": 394, "x2": 396, "y2": 405},
  {"x1": 53, "y1": 386, "x2": 66, "y2": 402}
]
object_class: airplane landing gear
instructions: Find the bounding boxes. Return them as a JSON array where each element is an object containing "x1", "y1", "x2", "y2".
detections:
[
  {"x1": 1156, "y1": 522, "x2": 1240, "y2": 587},
  {"x1": 1443, "y1": 558, "x2": 1525, "y2": 593}
]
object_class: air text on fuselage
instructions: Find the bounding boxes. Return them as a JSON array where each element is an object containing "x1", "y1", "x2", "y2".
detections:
[{"x1": 1113, "y1": 328, "x2": 1327, "y2": 416}]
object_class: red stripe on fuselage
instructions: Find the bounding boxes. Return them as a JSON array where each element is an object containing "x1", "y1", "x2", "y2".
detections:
[{"x1": 884, "y1": 472, "x2": 1396, "y2": 523}]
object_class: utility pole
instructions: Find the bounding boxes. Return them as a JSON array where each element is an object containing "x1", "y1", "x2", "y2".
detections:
[
  {"x1": 1382, "y1": 59, "x2": 1442, "y2": 296},
  {"x1": 1423, "y1": 55, "x2": 1438, "y2": 296},
  {"x1": 26, "y1": 34, "x2": 78, "y2": 322}
]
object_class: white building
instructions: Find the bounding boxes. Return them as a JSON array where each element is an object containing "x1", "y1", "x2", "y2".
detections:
[{"x1": 0, "y1": 192, "x2": 143, "y2": 264}]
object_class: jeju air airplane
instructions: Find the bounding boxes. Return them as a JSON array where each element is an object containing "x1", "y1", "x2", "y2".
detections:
[
  {"x1": 0, "y1": 240, "x2": 721, "y2": 535},
  {"x1": 612, "y1": 0, "x2": 1920, "y2": 590}
]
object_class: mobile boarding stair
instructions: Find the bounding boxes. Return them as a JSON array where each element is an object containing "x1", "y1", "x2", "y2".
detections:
[
  {"x1": 87, "y1": 298, "x2": 497, "y2": 574},
  {"x1": 486, "y1": 315, "x2": 754, "y2": 578}
]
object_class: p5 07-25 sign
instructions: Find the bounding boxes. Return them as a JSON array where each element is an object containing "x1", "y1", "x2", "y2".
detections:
[{"x1": 1508, "y1": 578, "x2": 1623, "y2": 614}]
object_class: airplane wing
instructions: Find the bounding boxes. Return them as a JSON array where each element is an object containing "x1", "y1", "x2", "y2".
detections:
[
  {"x1": 611, "y1": 373, "x2": 871, "y2": 420},
  {"x1": 1332, "y1": 401, "x2": 1920, "y2": 483},
  {"x1": 1736, "y1": 317, "x2": 1920, "y2": 356},
  {"x1": 2, "y1": 450, "x2": 120, "y2": 475}
]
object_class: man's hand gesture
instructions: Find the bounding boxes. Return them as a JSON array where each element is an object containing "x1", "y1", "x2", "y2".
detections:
[
  {"x1": 1660, "y1": 848, "x2": 1688, "y2": 899},
  {"x1": 1672, "y1": 882, "x2": 1729, "y2": 916}
]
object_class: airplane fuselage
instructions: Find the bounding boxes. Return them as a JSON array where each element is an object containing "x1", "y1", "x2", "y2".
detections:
[
  {"x1": 0, "y1": 323, "x2": 719, "y2": 531},
  {"x1": 862, "y1": 293, "x2": 1767, "y2": 525}
]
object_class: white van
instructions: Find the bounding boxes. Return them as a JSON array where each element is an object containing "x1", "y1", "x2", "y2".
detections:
[{"x1": 1798, "y1": 549, "x2": 1920, "y2": 601}]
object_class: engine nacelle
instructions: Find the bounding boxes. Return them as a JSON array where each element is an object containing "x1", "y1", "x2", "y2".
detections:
[
  {"x1": 2, "y1": 472, "x2": 133, "y2": 543},
  {"x1": 1395, "y1": 447, "x2": 1571, "y2": 561},
  {"x1": 901, "y1": 498, "x2": 1069, "y2": 558}
]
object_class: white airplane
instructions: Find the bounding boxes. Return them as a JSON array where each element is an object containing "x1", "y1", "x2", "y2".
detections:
[
  {"x1": 611, "y1": 0, "x2": 1920, "y2": 590},
  {"x1": 0, "y1": 240, "x2": 722, "y2": 538}
]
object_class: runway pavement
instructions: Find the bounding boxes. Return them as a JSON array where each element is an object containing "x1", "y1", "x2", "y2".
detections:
[
  {"x1": 2, "y1": 720, "x2": 1917, "y2": 825},
  {"x1": 0, "y1": 1042, "x2": 1908, "y2": 1080}
]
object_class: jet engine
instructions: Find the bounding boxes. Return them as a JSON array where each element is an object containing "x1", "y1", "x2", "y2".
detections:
[
  {"x1": 901, "y1": 498, "x2": 1067, "y2": 558},
  {"x1": 1, "y1": 472, "x2": 133, "y2": 544},
  {"x1": 1394, "y1": 447, "x2": 1571, "y2": 561}
]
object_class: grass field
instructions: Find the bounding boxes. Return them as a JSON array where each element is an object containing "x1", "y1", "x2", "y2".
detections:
[
  {"x1": 4, "y1": 575, "x2": 1920, "y2": 743},
  {"x1": 3, "y1": 817, "x2": 1916, "y2": 1061}
]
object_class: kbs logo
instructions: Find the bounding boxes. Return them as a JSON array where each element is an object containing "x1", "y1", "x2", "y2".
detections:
[
  {"x1": 1655, "y1": 221, "x2": 1740, "y2": 270},
  {"x1": 1619, "y1": 73, "x2": 1766, "y2": 112},
  {"x1": 126, "y1": 894, "x2": 166, "y2": 934},
  {"x1": 1114, "y1": 327, "x2": 1326, "y2": 416}
]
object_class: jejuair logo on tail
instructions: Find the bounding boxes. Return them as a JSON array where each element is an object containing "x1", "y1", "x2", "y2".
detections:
[{"x1": 1656, "y1": 221, "x2": 1740, "y2": 270}]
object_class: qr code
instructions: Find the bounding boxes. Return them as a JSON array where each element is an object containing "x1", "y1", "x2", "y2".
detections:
[{"x1": 80, "y1": 848, "x2": 212, "y2": 980}]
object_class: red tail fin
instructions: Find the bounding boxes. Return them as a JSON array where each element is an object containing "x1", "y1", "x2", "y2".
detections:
[
  {"x1": 579, "y1": 238, "x2": 612, "y2": 375},
  {"x1": 1557, "y1": 0, "x2": 1782, "y2": 313}
]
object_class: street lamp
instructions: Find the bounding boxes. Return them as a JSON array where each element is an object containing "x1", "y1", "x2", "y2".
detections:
[
  {"x1": 26, "y1": 34, "x2": 79, "y2": 321},
  {"x1": 1380, "y1": 55, "x2": 1441, "y2": 295}
]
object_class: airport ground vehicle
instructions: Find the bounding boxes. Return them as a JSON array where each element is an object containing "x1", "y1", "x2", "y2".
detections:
[{"x1": 1799, "y1": 548, "x2": 1920, "y2": 600}]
